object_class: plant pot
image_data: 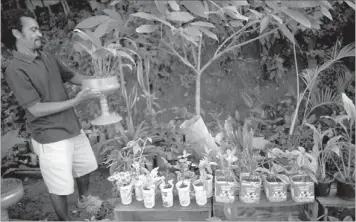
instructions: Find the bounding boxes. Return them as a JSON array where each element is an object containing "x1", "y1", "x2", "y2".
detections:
[
  {"x1": 214, "y1": 172, "x2": 236, "y2": 203},
  {"x1": 142, "y1": 186, "x2": 156, "y2": 208},
  {"x1": 180, "y1": 115, "x2": 219, "y2": 157},
  {"x1": 263, "y1": 176, "x2": 288, "y2": 203},
  {"x1": 334, "y1": 172, "x2": 355, "y2": 201},
  {"x1": 239, "y1": 173, "x2": 262, "y2": 204},
  {"x1": 134, "y1": 180, "x2": 143, "y2": 201},
  {"x1": 160, "y1": 182, "x2": 174, "y2": 207},
  {"x1": 206, "y1": 174, "x2": 213, "y2": 198},
  {"x1": 315, "y1": 176, "x2": 334, "y2": 197},
  {"x1": 119, "y1": 183, "x2": 133, "y2": 205},
  {"x1": 290, "y1": 175, "x2": 314, "y2": 203},
  {"x1": 193, "y1": 179, "x2": 207, "y2": 206},
  {"x1": 1, "y1": 178, "x2": 24, "y2": 221},
  {"x1": 176, "y1": 180, "x2": 191, "y2": 207}
]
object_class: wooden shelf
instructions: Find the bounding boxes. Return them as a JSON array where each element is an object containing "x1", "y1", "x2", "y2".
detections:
[
  {"x1": 114, "y1": 194, "x2": 212, "y2": 221},
  {"x1": 316, "y1": 189, "x2": 355, "y2": 208}
]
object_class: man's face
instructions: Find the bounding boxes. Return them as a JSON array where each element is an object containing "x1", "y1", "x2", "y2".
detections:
[{"x1": 15, "y1": 17, "x2": 42, "y2": 50}]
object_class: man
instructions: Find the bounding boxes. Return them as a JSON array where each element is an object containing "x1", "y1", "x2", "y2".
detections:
[{"x1": 4, "y1": 9, "x2": 101, "y2": 221}]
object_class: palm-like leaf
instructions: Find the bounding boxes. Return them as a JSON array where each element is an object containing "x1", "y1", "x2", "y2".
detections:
[
  {"x1": 335, "y1": 70, "x2": 354, "y2": 93},
  {"x1": 307, "y1": 87, "x2": 341, "y2": 116}
]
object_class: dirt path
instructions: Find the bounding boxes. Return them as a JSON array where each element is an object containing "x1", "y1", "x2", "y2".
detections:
[{"x1": 8, "y1": 168, "x2": 113, "y2": 221}]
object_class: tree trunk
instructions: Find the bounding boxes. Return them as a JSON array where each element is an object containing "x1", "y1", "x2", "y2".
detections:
[{"x1": 195, "y1": 73, "x2": 201, "y2": 115}]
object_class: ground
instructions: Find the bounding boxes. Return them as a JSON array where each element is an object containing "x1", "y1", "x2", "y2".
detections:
[{"x1": 8, "y1": 168, "x2": 113, "y2": 221}]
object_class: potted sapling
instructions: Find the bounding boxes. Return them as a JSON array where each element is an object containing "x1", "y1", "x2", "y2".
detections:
[
  {"x1": 159, "y1": 158, "x2": 176, "y2": 207},
  {"x1": 238, "y1": 121, "x2": 263, "y2": 204},
  {"x1": 174, "y1": 150, "x2": 196, "y2": 207},
  {"x1": 197, "y1": 146, "x2": 217, "y2": 199},
  {"x1": 285, "y1": 147, "x2": 318, "y2": 203},
  {"x1": 304, "y1": 123, "x2": 341, "y2": 197},
  {"x1": 138, "y1": 167, "x2": 163, "y2": 208},
  {"x1": 131, "y1": 137, "x2": 154, "y2": 202},
  {"x1": 107, "y1": 171, "x2": 133, "y2": 205},
  {"x1": 256, "y1": 148, "x2": 291, "y2": 203},
  {"x1": 215, "y1": 148, "x2": 238, "y2": 203},
  {"x1": 327, "y1": 93, "x2": 355, "y2": 201}
]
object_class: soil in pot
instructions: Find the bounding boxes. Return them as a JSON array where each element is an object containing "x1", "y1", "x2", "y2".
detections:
[
  {"x1": 292, "y1": 176, "x2": 312, "y2": 182},
  {"x1": 179, "y1": 182, "x2": 188, "y2": 188},
  {"x1": 266, "y1": 177, "x2": 282, "y2": 183},
  {"x1": 163, "y1": 184, "x2": 172, "y2": 189},
  {"x1": 336, "y1": 180, "x2": 355, "y2": 201}
]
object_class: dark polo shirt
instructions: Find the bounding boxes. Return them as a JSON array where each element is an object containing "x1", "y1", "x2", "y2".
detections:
[{"x1": 5, "y1": 51, "x2": 81, "y2": 144}]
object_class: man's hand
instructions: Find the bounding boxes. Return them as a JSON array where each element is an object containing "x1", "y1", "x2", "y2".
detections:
[{"x1": 74, "y1": 88, "x2": 102, "y2": 105}]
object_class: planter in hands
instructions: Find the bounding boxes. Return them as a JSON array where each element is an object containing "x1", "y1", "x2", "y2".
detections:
[
  {"x1": 176, "y1": 180, "x2": 191, "y2": 207},
  {"x1": 193, "y1": 179, "x2": 207, "y2": 206},
  {"x1": 142, "y1": 185, "x2": 156, "y2": 208},
  {"x1": 334, "y1": 172, "x2": 355, "y2": 201},
  {"x1": 160, "y1": 182, "x2": 174, "y2": 207},
  {"x1": 263, "y1": 176, "x2": 288, "y2": 203},
  {"x1": 239, "y1": 173, "x2": 262, "y2": 204},
  {"x1": 290, "y1": 175, "x2": 315, "y2": 203}
]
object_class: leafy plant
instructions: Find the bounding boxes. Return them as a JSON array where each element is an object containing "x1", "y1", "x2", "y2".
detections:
[
  {"x1": 328, "y1": 93, "x2": 355, "y2": 183},
  {"x1": 304, "y1": 122, "x2": 341, "y2": 182},
  {"x1": 72, "y1": 28, "x2": 136, "y2": 78},
  {"x1": 197, "y1": 146, "x2": 217, "y2": 190},
  {"x1": 138, "y1": 167, "x2": 164, "y2": 190}
]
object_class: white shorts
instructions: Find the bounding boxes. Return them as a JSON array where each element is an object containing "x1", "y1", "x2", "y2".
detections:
[{"x1": 32, "y1": 130, "x2": 98, "y2": 195}]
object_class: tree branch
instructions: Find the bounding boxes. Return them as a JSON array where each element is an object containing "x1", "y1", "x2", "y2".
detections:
[
  {"x1": 201, "y1": 27, "x2": 279, "y2": 75},
  {"x1": 162, "y1": 40, "x2": 199, "y2": 74}
]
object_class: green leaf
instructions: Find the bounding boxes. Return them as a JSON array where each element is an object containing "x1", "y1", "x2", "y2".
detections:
[
  {"x1": 223, "y1": 6, "x2": 249, "y2": 21},
  {"x1": 76, "y1": 15, "x2": 111, "y2": 29},
  {"x1": 190, "y1": 21, "x2": 215, "y2": 28},
  {"x1": 166, "y1": 11, "x2": 195, "y2": 22},
  {"x1": 281, "y1": 1, "x2": 321, "y2": 8},
  {"x1": 198, "y1": 27, "x2": 218, "y2": 41},
  {"x1": 230, "y1": 20, "x2": 243, "y2": 27},
  {"x1": 320, "y1": 0, "x2": 333, "y2": 9},
  {"x1": 168, "y1": 0, "x2": 180, "y2": 11},
  {"x1": 181, "y1": 0, "x2": 208, "y2": 18},
  {"x1": 184, "y1": 26, "x2": 201, "y2": 37},
  {"x1": 320, "y1": 6, "x2": 332, "y2": 20},
  {"x1": 249, "y1": 9, "x2": 263, "y2": 19},
  {"x1": 271, "y1": 14, "x2": 283, "y2": 24},
  {"x1": 341, "y1": 93, "x2": 356, "y2": 121},
  {"x1": 103, "y1": 9, "x2": 122, "y2": 20},
  {"x1": 116, "y1": 51, "x2": 136, "y2": 64},
  {"x1": 345, "y1": 0, "x2": 356, "y2": 10},
  {"x1": 131, "y1": 12, "x2": 157, "y2": 20},
  {"x1": 110, "y1": 0, "x2": 121, "y2": 6},
  {"x1": 154, "y1": 0, "x2": 167, "y2": 14},
  {"x1": 136, "y1": 24, "x2": 159, "y2": 33},
  {"x1": 281, "y1": 8, "x2": 311, "y2": 28},
  {"x1": 260, "y1": 16, "x2": 270, "y2": 33},
  {"x1": 94, "y1": 19, "x2": 112, "y2": 37},
  {"x1": 233, "y1": 0, "x2": 249, "y2": 6},
  {"x1": 277, "y1": 23, "x2": 295, "y2": 43}
]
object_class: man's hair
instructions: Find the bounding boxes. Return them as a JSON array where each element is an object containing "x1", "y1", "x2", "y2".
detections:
[{"x1": 1, "y1": 9, "x2": 36, "y2": 49}]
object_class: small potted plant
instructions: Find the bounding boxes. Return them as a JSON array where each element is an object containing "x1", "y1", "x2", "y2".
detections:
[
  {"x1": 197, "y1": 146, "x2": 217, "y2": 199},
  {"x1": 174, "y1": 150, "x2": 196, "y2": 207},
  {"x1": 138, "y1": 167, "x2": 163, "y2": 208},
  {"x1": 285, "y1": 147, "x2": 318, "y2": 203},
  {"x1": 159, "y1": 175, "x2": 174, "y2": 208},
  {"x1": 304, "y1": 123, "x2": 341, "y2": 197},
  {"x1": 256, "y1": 148, "x2": 291, "y2": 202},
  {"x1": 238, "y1": 121, "x2": 263, "y2": 204},
  {"x1": 107, "y1": 171, "x2": 133, "y2": 205},
  {"x1": 328, "y1": 93, "x2": 355, "y2": 201},
  {"x1": 215, "y1": 148, "x2": 238, "y2": 203}
]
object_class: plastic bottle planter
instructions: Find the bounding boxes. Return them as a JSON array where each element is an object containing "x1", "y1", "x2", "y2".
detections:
[
  {"x1": 160, "y1": 182, "x2": 174, "y2": 207},
  {"x1": 206, "y1": 174, "x2": 213, "y2": 198},
  {"x1": 193, "y1": 179, "x2": 208, "y2": 206},
  {"x1": 290, "y1": 175, "x2": 315, "y2": 203},
  {"x1": 263, "y1": 176, "x2": 288, "y2": 203},
  {"x1": 120, "y1": 183, "x2": 133, "y2": 205},
  {"x1": 239, "y1": 173, "x2": 262, "y2": 204},
  {"x1": 134, "y1": 180, "x2": 143, "y2": 201},
  {"x1": 214, "y1": 173, "x2": 236, "y2": 203},
  {"x1": 142, "y1": 185, "x2": 156, "y2": 208},
  {"x1": 176, "y1": 180, "x2": 191, "y2": 207}
]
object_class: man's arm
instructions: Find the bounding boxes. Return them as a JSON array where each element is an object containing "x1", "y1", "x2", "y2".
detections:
[{"x1": 27, "y1": 89, "x2": 101, "y2": 118}]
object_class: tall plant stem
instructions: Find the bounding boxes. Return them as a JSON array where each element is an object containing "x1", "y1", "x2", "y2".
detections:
[
  {"x1": 195, "y1": 37, "x2": 202, "y2": 115},
  {"x1": 289, "y1": 40, "x2": 300, "y2": 136}
]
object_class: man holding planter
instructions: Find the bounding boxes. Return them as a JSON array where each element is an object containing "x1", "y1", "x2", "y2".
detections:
[{"x1": 3, "y1": 9, "x2": 102, "y2": 221}]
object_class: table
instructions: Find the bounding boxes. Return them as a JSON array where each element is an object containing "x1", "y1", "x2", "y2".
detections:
[
  {"x1": 213, "y1": 192, "x2": 318, "y2": 221},
  {"x1": 316, "y1": 189, "x2": 355, "y2": 221},
  {"x1": 114, "y1": 195, "x2": 212, "y2": 221}
]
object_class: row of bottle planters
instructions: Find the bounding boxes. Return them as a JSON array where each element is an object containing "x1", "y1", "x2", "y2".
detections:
[{"x1": 117, "y1": 173, "x2": 314, "y2": 208}]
